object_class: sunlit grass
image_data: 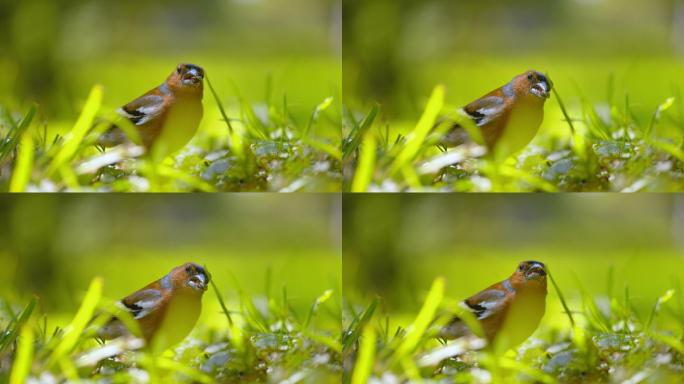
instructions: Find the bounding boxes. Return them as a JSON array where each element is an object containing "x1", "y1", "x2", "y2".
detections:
[
  {"x1": 344, "y1": 267, "x2": 684, "y2": 383},
  {"x1": 0, "y1": 58, "x2": 341, "y2": 192},
  {"x1": 0, "y1": 271, "x2": 341, "y2": 383},
  {"x1": 343, "y1": 58, "x2": 684, "y2": 192}
]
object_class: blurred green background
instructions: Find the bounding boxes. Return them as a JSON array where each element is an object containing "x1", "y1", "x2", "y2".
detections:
[
  {"x1": 0, "y1": 194, "x2": 341, "y2": 331},
  {"x1": 344, "y1": 0, "x2": 684, "y2": 138},
  {"x1": 343, "y1": 194, "x2": 684, "y2": 331},
  {"x1": 0, "y1": 0, "x2": 341, "y2": 140}
]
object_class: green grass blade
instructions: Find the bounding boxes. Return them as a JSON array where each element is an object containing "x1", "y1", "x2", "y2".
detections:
[
  {"x1": 211, "y1": 278, "x2": 234, "y2": 327},
  {"x1": 305, "y1": 289, "x2": 334, "y2": 329},
  {"x1": 0, "y1": 296, "x2": 37, "y2": 352},
  {"x1": 552, "y1": 85, "x2": 576, "y2": 135},
  {"x1": 389, "y1": 85, "x2": 445, "y2": 176},
  {"x1": 0, "y1": 104, "x2": 36, "y2": 163},
  {"x1": 351, "y1": 132, "x2": 376, "y2": 192},
  {"x1": 342, "y1": 104, "x2": 378, "y2": 160},
  {"x1": 47, "y1": 85, "x2": 103, "y2": 177},
  {"x1": 306, "y1": 96, "x2": 334, "y2": 134},
  {"x1": 393, "y1": 277, "x2": 444, "y2": 362},
  {"x1": 240, "y1": 291, "x2": 270, "y2": 333},
  {"x1": 9, "y1": 134, "x2": 34, "y2": 192},
  {"x1": 48, "y1": 277, "x2": 102, "y2": 369},
  {"x1": 342, "y1": 297, "x2": 379, "y2": 350},
  {"x1": 651, "y1": 140, "x2": 684, "y2": 162},
  {"x1": 547, "y1": 266, "x2": 575, "y2": 327},
  {"x1": 646, "y1": 289, "x2": 675, "y2": 328},
  {"x1": 647, "y1": 97, "x2": 675, "y2": 137},
  {"x1": 649, "y1": 331, "x2": 684, "y2": 354},
  {"x1": 205, "y1": 74, "x2": 234, "y2": 134},
  {"x1": 301, "y1": 136, "x2": 342, "y2": 161},
  {"x1": 238, "y1": 97, "x2": 269, "y2": 140},
  {"x1": 351, "y1": 325, "x2": 376, "y2": 384},
  {"x1": 10, "y1": 325, "x2": 35, "y2": 384}
]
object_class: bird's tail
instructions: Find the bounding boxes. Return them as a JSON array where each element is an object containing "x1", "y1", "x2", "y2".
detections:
[
  {"x1": 438, "y1": 316, "x2": 473, "y2": 340},
  {"x1": 97, "y1": 125, "x2": 129, "y2": 148},
  {"x1": 432, "y1": 115, "x2": 471, "y2": 148}
]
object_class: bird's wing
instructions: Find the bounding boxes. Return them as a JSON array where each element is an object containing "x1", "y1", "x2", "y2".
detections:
[
  {"x1": 463, "y1": 96, "x2": 505, "y2": 126},
  {"x1": 463, "y1": 288, "x2": 508, "y2": 320},
  {"x1": 118, "y1": 94, "x2": 165, "y2": 126},
  {"x1": 120, "y1": 289, "x2": 164, "y2": 320}
]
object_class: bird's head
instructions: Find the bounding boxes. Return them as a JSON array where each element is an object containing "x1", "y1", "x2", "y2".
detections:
[
  {"x1": 510, "y1": 260, "x2": 547, "y2": 289},
  {"x1": 513, "y1": 70, "x2": 552, "y2": 100},
  {"x1": 168, "y1": 63, "x2": 204, "y2": 92},
  {"x1": 170, "y1": 262, "x2": 211, "y2": 293}
]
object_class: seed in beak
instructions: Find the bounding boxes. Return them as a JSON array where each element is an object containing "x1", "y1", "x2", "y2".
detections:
[
  {"x1": 531, "y1": 84, "x2": 549, "y2": 98},
  {"x1": 191, "y1": 275, "x2": 207, "y2": 290}
]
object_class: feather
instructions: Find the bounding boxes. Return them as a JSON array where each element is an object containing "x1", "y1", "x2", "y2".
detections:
[
  {"x1": 464, "y1": 289, "x2": 507, "y2": 320},
  {"x1": 120, "y1": 289, "x2": 163, "y2": 320},
  {"x1": 119, "y1": 95, "x2": 165, "y2": 126},
  {"x1": 463, "y1": 96, "x2": 505, "y2": 126}
]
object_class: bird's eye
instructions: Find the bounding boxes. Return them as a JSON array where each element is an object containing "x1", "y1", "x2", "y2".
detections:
[
  {"x1": 527, "y1": 74, "x2": 533, "y2": 80},
  {"x1": 186, "y1": 266, "x2": 193, "y2": 273},
  {"x1": 177, "y1": 66, "x2": 182, "y2": 74}
]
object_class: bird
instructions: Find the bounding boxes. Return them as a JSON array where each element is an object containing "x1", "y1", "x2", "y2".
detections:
[
  {"x1": 97, "y1": 262, "x2": 211, "y2": 352},
  {"x1": 98, "y1": 63, "x2": 205, "y2": 160},
  {"x1": 441, "y1": 70, "x2": 552, "y2": 159},
  {"x1": 440, "y1": 261, "x2": 547, "y2": 352}
]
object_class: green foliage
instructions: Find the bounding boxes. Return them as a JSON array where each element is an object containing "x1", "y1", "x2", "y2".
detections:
[
  {"x1": 344, "y1": 276, "x2": 684, "y2": 383},
  {"x1": 0, "y1": 105, "x2": 36, "y2": 165},
  {"x1": 0, "y1": 279, "x2": 341, "y2": 383},
  {"x1": 0, "y1": 67, "x2": 341, "y2": 192},
  {"x1": 0, "y1": 297, "x2": 37, "y2": 354},
  {"x1": 344, "y1": 79, "x2": 684, "y2": 192}
]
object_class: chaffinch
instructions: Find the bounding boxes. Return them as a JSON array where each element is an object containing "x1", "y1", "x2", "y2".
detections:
[
  {"x1": 441, "y1": 261, "x2": 547, "y2": 351},
  {"x1": 99, "y1": 63, "x2": 204, "y2": 159},
  {"x1": 441, "y1": 70, "x2": 552, "y2": 158},
  {"x1": 98, "y1": 262, "x2": 210, "y2": 351}
]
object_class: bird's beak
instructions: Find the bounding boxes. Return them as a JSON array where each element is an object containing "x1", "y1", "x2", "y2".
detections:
[
  {"x1": 525, "y1": 264, "x2": 547, "y2": 280},
  {"x1": 189, "y1": 274, "x2": 208, "y2": 291},
  {"x1": 182, "y1": 68, "x2": 203, "y2": 86},
  {"x1": 530, "y1": 80, "x2": 551, "y2": 99}
]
